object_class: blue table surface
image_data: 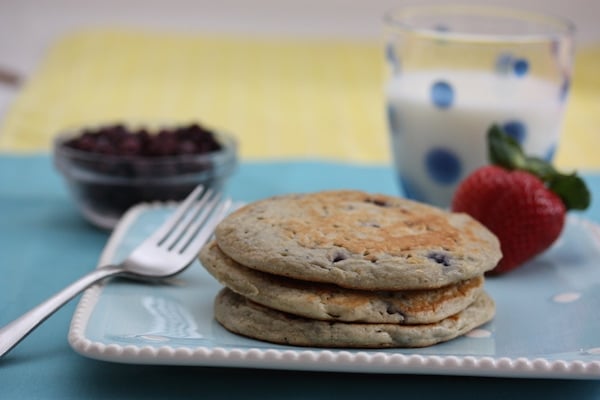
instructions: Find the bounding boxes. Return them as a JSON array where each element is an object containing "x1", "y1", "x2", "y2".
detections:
[{"x1": 1, "y1": 155, "x2": 600, "y2": 400}]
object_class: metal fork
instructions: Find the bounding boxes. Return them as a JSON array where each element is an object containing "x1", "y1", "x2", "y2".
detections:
[{"x1": 0, "y1": 185, "x2": 231, "y2": 358}]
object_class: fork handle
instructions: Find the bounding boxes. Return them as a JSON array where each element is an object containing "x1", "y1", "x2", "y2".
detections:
[{"x1": 0, "y1": 265, "x2": 124, "y2": 358}]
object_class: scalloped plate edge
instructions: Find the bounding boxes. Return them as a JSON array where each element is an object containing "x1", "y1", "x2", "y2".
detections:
[{"x1": 68, "y1": 203, "x2": 600, "y2": 379}]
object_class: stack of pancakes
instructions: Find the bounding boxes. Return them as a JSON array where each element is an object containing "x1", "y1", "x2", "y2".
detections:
[{"x1": 199, "y1": 190, "x2": 501, "y2": 348}]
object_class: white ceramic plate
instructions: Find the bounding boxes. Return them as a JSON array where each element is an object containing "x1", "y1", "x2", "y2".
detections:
[{"x1": 69, "y1": 202, "x2": 600, "y2": 379}]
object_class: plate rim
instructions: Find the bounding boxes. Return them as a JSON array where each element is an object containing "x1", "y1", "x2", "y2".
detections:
[{"x1": 68, "y1": 202, "x2": 600, "y2": 379}]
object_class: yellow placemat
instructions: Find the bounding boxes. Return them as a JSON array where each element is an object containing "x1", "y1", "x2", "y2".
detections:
[
  {"x1": 0, "y1": 29, "x2": 598, "y2": 169},
  {"x1": 0, "y1": 29, "x2": 386, "y2": 163}
]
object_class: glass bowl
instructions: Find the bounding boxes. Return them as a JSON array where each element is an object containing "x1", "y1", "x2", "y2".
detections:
[{"x1": 53, "y1": 123, "x2": 238, "y2": 229}]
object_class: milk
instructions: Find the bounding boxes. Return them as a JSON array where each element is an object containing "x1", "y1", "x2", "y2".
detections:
[{"x1": 386, "y1": 70, "x2": 564, "y2": 207}]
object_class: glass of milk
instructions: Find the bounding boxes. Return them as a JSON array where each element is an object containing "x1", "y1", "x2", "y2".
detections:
[{"x1": 383, "y1": 5, "x2": 575, "y2": 207}]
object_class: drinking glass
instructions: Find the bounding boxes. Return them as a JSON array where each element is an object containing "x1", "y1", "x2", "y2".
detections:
[{"x1": 384, "y1": 5, "x2": 575, "y2": 207}]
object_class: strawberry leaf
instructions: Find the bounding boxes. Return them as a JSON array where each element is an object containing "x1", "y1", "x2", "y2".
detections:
[
  {"x1": 488, "y1": 125, "x2": 526, "y2": 170},
  {"x1": 522, "y1": 156, "x2": 557, "y2": 180},
  {"x1": 548, "y1": 173, "x2": 591, "y2": 210},
  {"x1": 487, "y1": 124, "x2": 591, "y2": 211}
]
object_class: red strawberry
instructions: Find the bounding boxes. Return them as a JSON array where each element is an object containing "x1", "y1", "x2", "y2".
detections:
[
  {"x1": 452, "y1": 126, "x2": 590, "y2": 274},
  {"x1": 453, "y1": 166, "x2": 566, "y2": 274}
]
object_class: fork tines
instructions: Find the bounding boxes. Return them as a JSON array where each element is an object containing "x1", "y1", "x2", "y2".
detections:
[{"x1": 150, "y1": 186, "x2": 230, "y2": 254}]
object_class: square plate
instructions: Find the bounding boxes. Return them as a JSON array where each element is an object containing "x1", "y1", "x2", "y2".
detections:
[{"x1": 69, "y1": 202, "x2": 600, "y2": 379}]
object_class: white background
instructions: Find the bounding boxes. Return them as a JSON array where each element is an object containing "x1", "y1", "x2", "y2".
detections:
[{"x1": 0, "y1": 0, "x2": 599, "y2": 76}]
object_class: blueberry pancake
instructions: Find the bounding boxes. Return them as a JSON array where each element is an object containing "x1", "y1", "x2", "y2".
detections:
[
  {"x1": 214, "y1": 190, "x2": 501, "y2": 290},
  {"x1": 200, "y1": 240, "x2": 485, "y2": 324},
  {"x1": 214, "y1": 288, "x2": 495, "y2": 348}
]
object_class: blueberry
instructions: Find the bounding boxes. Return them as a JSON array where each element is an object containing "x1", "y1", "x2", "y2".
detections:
[
  {"x1": 118, "y1": 136, "x2": 141, "y2": 156},
  {"x1": 427, "y1": 252, "x2": 452, "y2": 267},
  {"x1": 332, "y1": 252, "x2": 347, "y2": 263},
  {"x1": 104, "y1": 124, "x2": 127, "y2": 142},
  {"x1": 72, "y1": 134, "x2": 96, "y2": 152},
  {"x1": 178, "y1": 140, "x2": 197, "y2": 154},
  {"x1": 365, "y1": 198, "x2": 389, "y2": 207},
  {"x1": 62, "y1": 122, "x2": 225, "y2": 225},
  {"x1": 94, "y1": 137, "x2": 114, "y2": 155},
  {"x1": 385, "y1": 303, "x2": 405, "y2": 318}
]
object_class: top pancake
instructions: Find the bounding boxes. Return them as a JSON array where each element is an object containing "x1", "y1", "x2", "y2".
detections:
[{"x1": 215, "y1": 190, "x2": 501, "y2": 290}]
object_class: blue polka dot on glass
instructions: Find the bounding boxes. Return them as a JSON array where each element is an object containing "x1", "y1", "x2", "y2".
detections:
[
  {"x1": 430, "y1": 81, "x2": 454, "y2": 109},
  {"x1": 433, "y1": 24, "x2": 450, "y2": 33},
  {"x1": 399, "y1": 176, "x2": 428, "y2": 203},
  {"x1": 502, "y1": 121, "x2": 527, "y2": 145},
  {"x1": 560, "y1": 77, "x2": 570, "y2": 102},
  {"x1": 386, "y1": 103, "x2": 401, "y2": 136},
  {"x1": 550, "y1": 40, "x2": 560, "y2": 57},
  {"x1": 385, "y1": 43, "x2": 400, "y2": 74},
  {"x1": 495, "y1": 53, "x2": 513, "y2": 75},
  {"x1": 513, "y1": 58, "x2": 529, "y2": 77},
  {"x1": 545, "y1": 144, "x2": 557, "y2": 162},
  {"x1": 425, "y1": 148, "x2": 462, "y2": 185}
]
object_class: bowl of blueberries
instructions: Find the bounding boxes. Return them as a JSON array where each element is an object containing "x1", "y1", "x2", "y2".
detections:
[{"x1": 54, "y1": 121, "x2": 238, "y2": 229}]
